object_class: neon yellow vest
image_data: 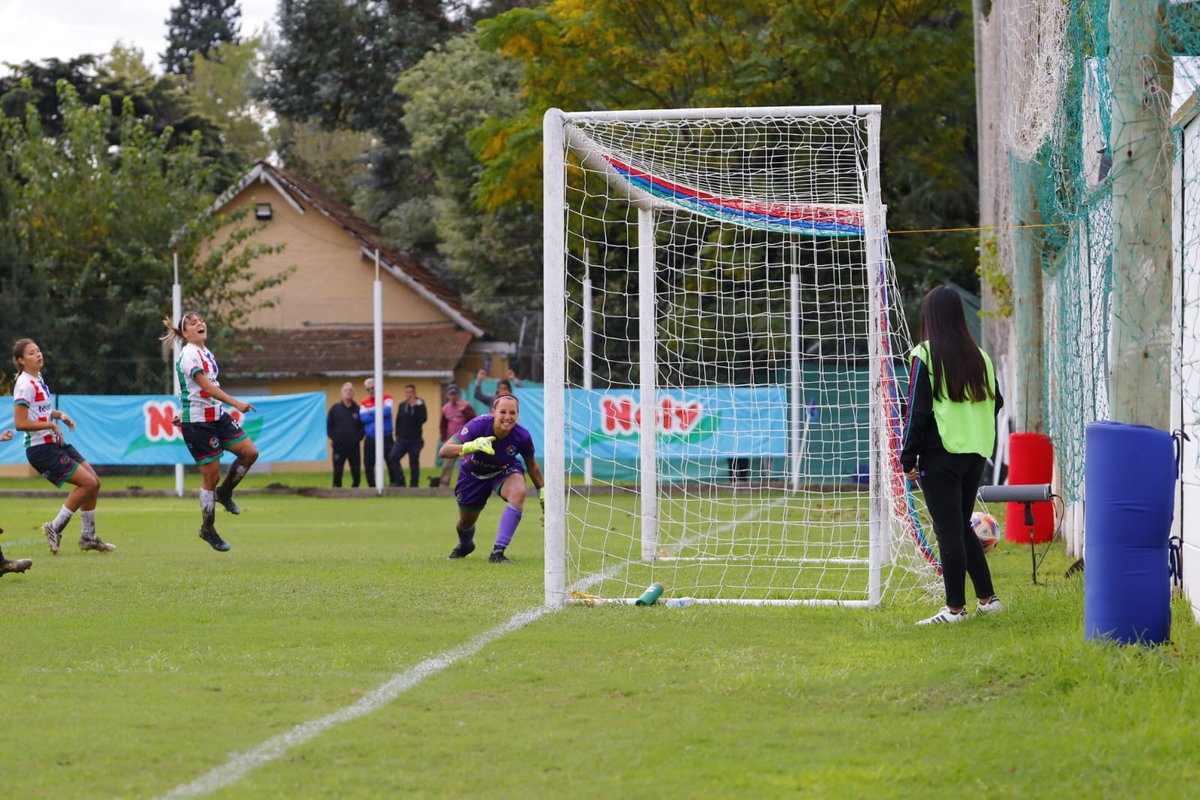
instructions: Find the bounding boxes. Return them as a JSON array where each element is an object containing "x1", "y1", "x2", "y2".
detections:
[{"x1": 910, "y1": 341, "x2": 997, "y2": 457}]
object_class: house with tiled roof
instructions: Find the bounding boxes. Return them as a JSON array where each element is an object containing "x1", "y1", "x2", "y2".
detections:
[{"x1": 210, "y1": 160, "x2": 513, "y2": 474}]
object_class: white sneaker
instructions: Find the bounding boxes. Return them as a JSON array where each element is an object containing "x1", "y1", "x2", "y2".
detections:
[
  {"x1": 916, "y1": 607, "x2": 968, "y2": 625},
  {"x1": 977, "y1": 596, "x2": 1004, "y2": 614}
]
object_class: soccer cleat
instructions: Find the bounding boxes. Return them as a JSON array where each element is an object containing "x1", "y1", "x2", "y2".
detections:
[
  {"x1": 42, "y1": 522, "x2": 61, "y2": 555},
  {"x1": 199, "y1": 526, "x2": 232, "y2": 552},
  {"x1": 79, "y1": 536, "x2": 117, "y2": 553},
  {"x1": 977, "y1": 596, "x2": 1004, "y2": 614},
  {"x1": 448, "y1": 542, "x2": 476, "y2": 559},
  {"x1": 215, "y1": 490, "x2": 241, "y2": 515},
  {"x1": 488, "y1": 548, "x2": 514, "y2": 565},
  {"x1": 0, "y1": 557, "x2": 33, "y2": 576},
  {"x1": 916, "y1": 607, "x2": 968, "y2": 625}
]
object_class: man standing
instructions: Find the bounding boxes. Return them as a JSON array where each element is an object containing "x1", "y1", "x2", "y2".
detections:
[
  {"x1": 326, "y1": 382, "x2": 364, "y2": 488},
  {"x1": 432, "y1": 383, "x2": 475, "y2": 487},
  {"x1": 360, "y1": 378, "x2": 399, "y2": 488},
  {"x1": 390, "y1": 384, "x2": 427, "y2": 487}
]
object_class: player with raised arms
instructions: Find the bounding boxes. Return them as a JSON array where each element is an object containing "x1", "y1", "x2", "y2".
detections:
[
  {"x1": 439, "y1": 394, "x2": 544, "y2": 564},
  {"x1": 161, "y1": 312, "x2": 259, "y2": 552},
  {"x1": 11, "y1": 338, "x2": 116, "y2": 555}
]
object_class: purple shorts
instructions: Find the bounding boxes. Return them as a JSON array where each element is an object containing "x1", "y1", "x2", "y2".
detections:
[{"x1": 455, "y1": 463, "x2": 525, "y2": 511}]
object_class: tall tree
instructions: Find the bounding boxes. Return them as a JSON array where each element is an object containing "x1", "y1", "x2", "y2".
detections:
[
  {"x1": 396, "y1": 32, "x2": 537, "y2": 329},
  {"x1": 476, "y1": 0, "x2": 979, "y2": 294},
  {"x1": 0, "y1": 82, "x2": 287, "y2": 394},
  {"x1": 162, "y1": 0, "x2": 242, "y2": 75},
  {"x1": 190, "y1": 38, "x2": 270, "y2": 164},
  {"x1": 260, "y1": 0, "x2": 461, "y2": 260},
  {"x1": 0, "y1": 54, "x2": 241, "y2": 189}
]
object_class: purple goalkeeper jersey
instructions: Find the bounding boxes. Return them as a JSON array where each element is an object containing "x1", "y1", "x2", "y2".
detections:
[{"x1": 454, "y1": 414, "x2": 536, "y2": 478}]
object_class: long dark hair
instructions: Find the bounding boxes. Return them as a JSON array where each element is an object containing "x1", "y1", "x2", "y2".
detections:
[{"x1": 918, "y1": 286, "x2": 993, "y2": 403}]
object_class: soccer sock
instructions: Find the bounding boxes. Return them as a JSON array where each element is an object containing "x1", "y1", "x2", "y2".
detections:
[
  {"x1": 219, "y1": 463, "x2": 249, "y2": 496},
  {"x1": 456, "y1": 525, "x2": 476, "y2": 547},
  {"x1": 200, "y1": 489, "x2": 216, "y2": 530},
  {"x1": 81, "y1": 510, "x2": 96, "y2": 539},
  {"x1": 51, "y1": 505, "x2": 74, "y2": 533},
  {"x1": 495, "y1": 505, "x2": 522, "y2": 549}
]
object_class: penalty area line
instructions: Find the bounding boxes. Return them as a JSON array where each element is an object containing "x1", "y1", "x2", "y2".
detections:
[{"x1": 157, "y1": 604, "x2": 550, "y2": 799}]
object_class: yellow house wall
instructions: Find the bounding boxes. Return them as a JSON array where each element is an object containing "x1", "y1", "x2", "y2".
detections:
[{"x1": 223, "y1": 182, "x2": 449, "y2": 330}]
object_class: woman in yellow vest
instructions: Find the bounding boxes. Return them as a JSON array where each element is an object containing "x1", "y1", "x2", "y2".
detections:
[{"x1": 900, "y1": 286, "x2": 1005, "y2": 625}]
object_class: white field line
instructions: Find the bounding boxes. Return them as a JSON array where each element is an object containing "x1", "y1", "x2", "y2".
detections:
[
  {"x1": 159, "y1": 500, "x2": 784, "y2": 797},
  {"x1": 159, "y1": 556, "x2": 631, "y2": 800},
  {"x1": 158, "y1": 604, "x2": 549, "y2": 799}
]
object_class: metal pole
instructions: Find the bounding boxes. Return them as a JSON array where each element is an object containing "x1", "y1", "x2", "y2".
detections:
[
  {"x1": 173, "y1": 251, "x2": 184, "y2": 498},
  {"x1": 374, "y1": 249, "x2": 384, "y2": 495}
]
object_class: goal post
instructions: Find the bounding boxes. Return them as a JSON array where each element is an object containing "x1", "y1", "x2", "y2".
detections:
[{"x1": 543, "y1": 105, "x2": 939, "y2": 608}]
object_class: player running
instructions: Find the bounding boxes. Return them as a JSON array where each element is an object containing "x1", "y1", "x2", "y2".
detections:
[{"x1": 439, "y1": 394, "x2": 544, "y2": 564}]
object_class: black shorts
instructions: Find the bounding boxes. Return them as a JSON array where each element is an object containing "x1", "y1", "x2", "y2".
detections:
[
  {"x1": 181, "y1": 413, "x2": 249, "y2": 465},
  {"x1": 26, "y1": 443, "x2": 85, "y2": 488}
]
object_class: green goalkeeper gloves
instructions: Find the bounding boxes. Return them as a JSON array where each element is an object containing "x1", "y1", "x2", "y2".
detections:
[
  {"x1": 538, "y1": 486, "x2": 546, "y2": 510},
  {"x1": 460, "y1": 435, "x2": 495, "y2": 456}
]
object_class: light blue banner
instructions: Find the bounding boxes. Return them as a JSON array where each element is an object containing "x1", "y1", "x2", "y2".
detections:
[
  {"x1": 1, "y1": 393, "x2": 326, "y2": 466},
  {"x1": 563, "y1": 387, "x2": 788, "y2": 461}
]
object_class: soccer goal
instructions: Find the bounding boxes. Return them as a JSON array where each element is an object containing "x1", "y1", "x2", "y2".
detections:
[{"x1": 542, "y1": 106, "x2": 940, "y2": 607}]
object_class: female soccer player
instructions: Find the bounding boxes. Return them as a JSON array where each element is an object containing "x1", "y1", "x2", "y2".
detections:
[
  {"x1": 900, "y1": 286, "x2": 1005, "y2": 625},
  {"x1": 162, "y1": 312, "x2": 259, "y2": 552},
  {"x1": 11, "y1": 339, "x2": 116, "y2": 555},
  {"x1": 439, "y1": 394, "x2": 544, "y2": 564}
]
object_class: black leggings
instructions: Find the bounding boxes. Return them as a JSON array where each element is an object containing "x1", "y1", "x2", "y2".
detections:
[{"x1": 917, "y1": 450, "x2": 995, "y2": 608}]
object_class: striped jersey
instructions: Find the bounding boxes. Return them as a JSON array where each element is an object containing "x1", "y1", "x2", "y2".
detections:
[
  {"x1": 12, "y1": 371, "x2": 56, "y2": 448},
  {"x1": 176, "y1": 343, "x2": 224, "y2": 423}
]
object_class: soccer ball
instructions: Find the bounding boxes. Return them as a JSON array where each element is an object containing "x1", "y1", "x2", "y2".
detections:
[{"x1": 971, "y1": 512, "x2": 1001, "y2": 552}]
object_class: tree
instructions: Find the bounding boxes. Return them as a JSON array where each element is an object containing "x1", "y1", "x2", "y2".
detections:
[
  {"x1": 0, "y1": 54, "x2": 242, "y2": 190},
  {"x1": 0, "y1": 82, "x2": 288, "y2": 394},
  {"x1": 190, "y1": 38, "x2": 270, "y2": 164},
  {"x1": 476, "y1": 0, "x2": 979, "y2": 294},
  {"x1": 396, "y1": 32, "x2": 539, "y2": 329},
  {"x1": 162, "y1": 0, "x2": 242, "y2": 76},
  {"x1": 259, "y1": 0, "x2": 461, "y2": 260}
]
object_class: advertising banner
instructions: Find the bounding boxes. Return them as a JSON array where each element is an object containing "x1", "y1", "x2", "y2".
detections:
[{"x1": 1, "y1": 393, "x2": 326, "y2": 466}]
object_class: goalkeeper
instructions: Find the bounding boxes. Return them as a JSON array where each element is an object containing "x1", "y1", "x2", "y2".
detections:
[{"x1": 439, "y1": 394, "x2": 544, "y2": 564}]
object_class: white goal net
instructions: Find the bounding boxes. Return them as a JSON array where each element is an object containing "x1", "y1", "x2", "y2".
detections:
[{"x1": 542, "y1": 106, "x2": 941, "y2": 607}]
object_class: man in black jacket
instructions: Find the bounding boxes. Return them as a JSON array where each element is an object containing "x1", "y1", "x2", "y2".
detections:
[
  {"x1": 327, "y1": 382, "x2": 364, "y2": 487},
  {"x1": 390, "y1": 384, "x2": 427, "y2": 487}
]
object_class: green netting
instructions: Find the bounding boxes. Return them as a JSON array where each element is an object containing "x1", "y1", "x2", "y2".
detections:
[{"x1": 979, "y1": 0, "x2": 1199, "y2": 504}]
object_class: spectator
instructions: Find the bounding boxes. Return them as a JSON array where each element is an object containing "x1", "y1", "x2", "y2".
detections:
[
  {"x1": 432, "y1": 383, "x2": 475, "y2": 488},
  {"x1": 361, "y1": 378, "x2": 400, "y2": 487},
  {"x1": 473, "y1": 367, "x2": 521, "y2": 408},
  {"x1": 390, "y1": 384, "x2": 427, "y2": 487},
  {"x1": 327, "y1": 382, "x2": 364, "y2": 488}
]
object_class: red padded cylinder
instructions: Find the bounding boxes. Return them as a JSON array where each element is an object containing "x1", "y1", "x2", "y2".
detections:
[{"x1": 1004, "y1": 432, "x2": 1054, "y2": 544}]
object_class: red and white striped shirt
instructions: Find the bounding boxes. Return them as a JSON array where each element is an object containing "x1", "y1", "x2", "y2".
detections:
[
  {"x1": 176, "y1": 343, "x2": 224, "y2": 423},
  {"x1": 12, "y1": 371, "x2": 56, "y2": 448}
]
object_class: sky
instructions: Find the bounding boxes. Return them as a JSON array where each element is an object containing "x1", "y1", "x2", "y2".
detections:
[{"x1": 0, "y1": 0, "x2": 278, "y2": 72}]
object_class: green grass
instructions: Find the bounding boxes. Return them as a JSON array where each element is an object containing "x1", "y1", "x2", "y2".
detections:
[{"x1": 2, "y1": 492, "x2": 1199, "y2": 798}]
